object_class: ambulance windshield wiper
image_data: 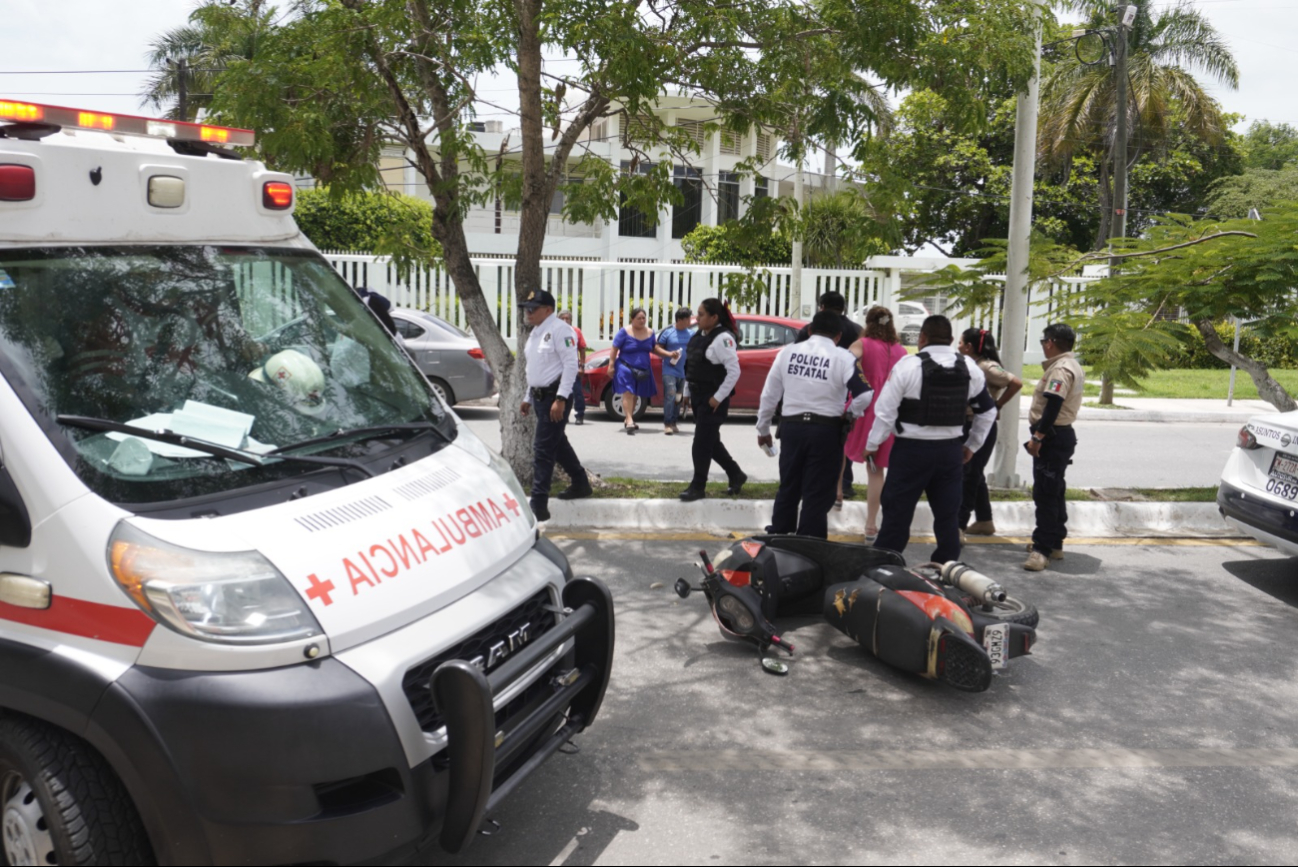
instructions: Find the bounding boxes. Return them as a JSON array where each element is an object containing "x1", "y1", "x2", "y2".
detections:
[
  {"x1": 57, "y1": 415, "x2": 376, "y2": 479},
  {"x1": 266, "y1": 420, "x2": 451, "y2": 457}
]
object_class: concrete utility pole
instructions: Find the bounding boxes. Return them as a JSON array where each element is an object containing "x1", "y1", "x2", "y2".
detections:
[
  {"x1": 792, "y1": 149, "x2": 805, "y2": 312},
  {"x1": 990, "y1": 11, "x2": 1043, "y2": 489}
]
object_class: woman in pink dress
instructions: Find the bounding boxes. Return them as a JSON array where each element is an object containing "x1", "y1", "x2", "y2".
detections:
[{"x1": 841, "y1": 306, "x2": 908, "y2": 541}]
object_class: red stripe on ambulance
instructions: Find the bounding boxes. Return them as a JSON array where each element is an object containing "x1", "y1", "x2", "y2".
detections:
[
  {"x1": 300, "y1": 493, "x2": 524, "y2": 607},
  {"x1": 0, "y1": 596, "x2": 155, "y2": 647}
]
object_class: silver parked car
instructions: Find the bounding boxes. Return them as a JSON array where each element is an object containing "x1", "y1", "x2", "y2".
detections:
[{"x1": 390, "y1": 308, "x2": 496, "y2": 406}]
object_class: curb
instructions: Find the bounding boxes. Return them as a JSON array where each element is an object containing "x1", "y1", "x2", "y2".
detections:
[
  {"x1": 1077, "y1": 408, "x2": 1257, "y2": 424},
  {"x1": 542, "y1": 497, "x2": 1236, "y2": 538}
]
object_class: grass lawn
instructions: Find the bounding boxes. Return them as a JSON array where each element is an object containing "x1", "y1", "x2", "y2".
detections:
[
  {"x1": 1017, "y1": 364, "x2": 1298, "y2": 401},
  {"x1": 557, "y1": 478, "x2": 1219, "y2": 503}
]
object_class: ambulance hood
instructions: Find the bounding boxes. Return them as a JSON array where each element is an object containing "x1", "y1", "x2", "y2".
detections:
[{"x1": 127, "y1": 430, "x2": 536, "y2": 653}]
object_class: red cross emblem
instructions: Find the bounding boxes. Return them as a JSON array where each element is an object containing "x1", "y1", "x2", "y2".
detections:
[
  {"x1": 304, "y1": 572, "x2": 335, "y2": 607},
  {"x1": 503, "y1": 492, "x2": 521, "y2": 516}
]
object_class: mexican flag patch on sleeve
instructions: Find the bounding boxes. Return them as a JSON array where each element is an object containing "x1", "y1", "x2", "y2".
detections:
[
  {"x1": 564, "y1": 337, "x2": 575, "y2": 348},
  {"x1": 1047, "y1": 378, "x2": 1066, "y2": 394}
]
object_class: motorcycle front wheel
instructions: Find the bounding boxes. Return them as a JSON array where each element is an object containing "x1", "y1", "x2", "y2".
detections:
[{"x1": 973, "y1": 595, "x2": 1039, "y2": 629}]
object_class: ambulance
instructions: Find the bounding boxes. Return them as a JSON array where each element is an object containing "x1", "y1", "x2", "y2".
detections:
[{"x1": 0, "y1": 101, "x2": 613, "y2": 865}]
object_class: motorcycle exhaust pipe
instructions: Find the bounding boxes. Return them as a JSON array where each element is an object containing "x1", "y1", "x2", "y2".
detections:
[{"x1": 940, "y1": 562, "x2": 1007, "y2": 604}]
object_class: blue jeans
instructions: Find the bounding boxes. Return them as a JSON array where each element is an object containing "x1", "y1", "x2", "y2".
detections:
[{"x1": 662, "y1": 374, "x2": 685, "y2": 425}]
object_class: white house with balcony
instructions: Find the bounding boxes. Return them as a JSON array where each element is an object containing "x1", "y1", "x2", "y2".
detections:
[{"x1": 374, "y1": 93, "x2": 831, "y2": 263}]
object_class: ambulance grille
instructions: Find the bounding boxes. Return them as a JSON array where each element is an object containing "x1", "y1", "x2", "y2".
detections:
[
  {"x1": 402, "y1": 588, "x2": 559, "y2": 733},
  {"x1": 393, "y1": 467, "x2": 461, "y2": 501},
  {"x1": 293, "y1": 495, "x2": 393, "y2": 532}
]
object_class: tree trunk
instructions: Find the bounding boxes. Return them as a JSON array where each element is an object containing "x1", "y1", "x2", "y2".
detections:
[
  {"x1": 1195, "y1": 318, "x2": 1297, "y2": 412},
  {"x1": 1099, "y1": 374, "x2": 1114, "y2": 404}
]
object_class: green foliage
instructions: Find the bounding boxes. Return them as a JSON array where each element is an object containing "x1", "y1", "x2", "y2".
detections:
[
  {"x1": 293, "y1": 188, "x2": 441, "y2": 259},
  {"x1": 1205, "y1": 168, "x2": 1298, "y2": 219},
  {"x1": 1240, "y1": 120, "x2": 1298, "y2": 171},
  {"x1": 1069, "y1": 310, "x2": 1183, "y2": 389},
  {"x1": 1165, "y1": 322, "x2": 1298, "y2": 370},
  {"x1": 1038, "y1": 0, "x2": 1241, "y2": 247},
  {"x1": 914, "y1": 231, "x2": 1084, "y2": 319},
  {"x1": 681, "y1": 224, "x2": 791, "y2": 267}
]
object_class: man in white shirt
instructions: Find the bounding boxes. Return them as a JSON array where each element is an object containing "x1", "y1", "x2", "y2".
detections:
[
  {"x1": 865, "y1": 315, "x2": 996, "y2": 562},
  {"x1": 519, "y1": 289, "x2": 591, "y2": 521},
  {"x1": 756, "y1": 311, "x2": 873, "y2": 538}
]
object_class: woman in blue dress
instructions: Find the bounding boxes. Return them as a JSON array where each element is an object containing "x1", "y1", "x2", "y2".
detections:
[{"x1": 607, "y1": 306, "x2": 680, "y2": 433}]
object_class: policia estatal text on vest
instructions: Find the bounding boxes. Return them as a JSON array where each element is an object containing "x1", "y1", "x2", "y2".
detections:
[
  {"x1": 756, "y1": 311, "x2": 873, "y2": 538},
  {"x1": 1023, "y1": 323, "x2": 1085, "y2": 572},
  {"x1": 865, "y1": 315, "x2": 996, "y2": 563}
]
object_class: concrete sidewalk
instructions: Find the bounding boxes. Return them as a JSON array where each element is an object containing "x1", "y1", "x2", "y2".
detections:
[
  {"x1": 539, "y1": 496, "x2": 1240, "y2": 540},
  {"x1": 1074, "y1": 397, "x2": 1279, "y2": 423}
]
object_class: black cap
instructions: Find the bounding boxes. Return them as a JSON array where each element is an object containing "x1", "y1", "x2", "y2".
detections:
[{"x1": 519, "y1": 289, "x2": 557, "y2": 310}]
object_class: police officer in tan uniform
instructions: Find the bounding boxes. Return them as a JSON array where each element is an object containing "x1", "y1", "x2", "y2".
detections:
[{"x1": 1024, "y1": 323, "x2": 1085, "y2": 571}]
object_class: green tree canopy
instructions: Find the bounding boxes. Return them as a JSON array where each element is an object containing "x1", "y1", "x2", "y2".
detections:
[
  {"x1": 1239, "y1": 120, "x2": 1298, "y2": 171},
  {"x1": 293, "y1": 188, "x2": 441, "y2": 260},
  {"x1": 194, "y1": 0, "x2": 1042, "y2": 478},
  {"x1": 1206, "y1": 168, "x2": 1298, "y2": 219}
]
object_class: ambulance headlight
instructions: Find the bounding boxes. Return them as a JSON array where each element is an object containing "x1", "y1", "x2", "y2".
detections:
[{"x1": 108, "y1": 522, "x2": 323, "y2": 645}]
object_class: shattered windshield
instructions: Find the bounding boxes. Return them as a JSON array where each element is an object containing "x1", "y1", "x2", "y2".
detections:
[{"x1": 0, "y1": 245, "x2": 454, "y2": 503}]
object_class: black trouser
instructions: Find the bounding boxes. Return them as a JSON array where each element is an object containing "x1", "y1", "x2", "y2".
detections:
[
  {"x1": 874, "y1": 436, "x2": 965, "y2": 564},
  {"x1": 841, "y1": 460, "x2": 855, "y2": 494},
  {"x1": 1032, "y1": 426, "x2": 1077, "y2": 555},
  {"x1": 530, "y1": 392, "x2": 587, "y2": 510},
  {"x1": 960, "y1": 419, "x2": 998, "y2": 527},
  {"x1": 769, "y1": 421, "x2": 843, "y2": 539},
  {"x1": 689, "y1": 395, "x2": 742, "y2": 490}
]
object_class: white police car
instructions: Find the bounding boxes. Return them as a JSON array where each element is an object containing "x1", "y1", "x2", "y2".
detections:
[
  {"x1": 1218, "y1": 412, "x2": 1298, "y2": 557},
  {"x1": 0, "y1": 99, "x2": 613, "y2": 865}
]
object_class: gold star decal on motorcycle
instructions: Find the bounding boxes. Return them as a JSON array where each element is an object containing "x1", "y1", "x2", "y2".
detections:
[{"x1": 833, "y1": 589, "x2": 848, "y2": 616}]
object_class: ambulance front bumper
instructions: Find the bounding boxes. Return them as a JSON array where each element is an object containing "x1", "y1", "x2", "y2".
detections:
[{"x1": 86, "y1": 575, "x2": 615, "y2": 866}]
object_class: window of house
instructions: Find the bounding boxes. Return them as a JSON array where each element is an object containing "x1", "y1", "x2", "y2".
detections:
[
  {"x1": 619, "y1": 161, "x2": 657, "y2": 238},
  {"x1": 676, "y1": 120, "x2": 707, "y2": 153},
  {"x1": 718, "y1": 172, "x2": 740, "y2": 223},
  {"x1": 720, "y1": 129, "x2": 742, "y2": 155},
  {"x1": 754, "y1": 176, "x2": 769, "y2": 199},
  {"x1": 756, "y1": 133, "x2": 773, "y2": 160},
  {"x1": 672, "y1": 166, "x2": 702, "y2": 240}
]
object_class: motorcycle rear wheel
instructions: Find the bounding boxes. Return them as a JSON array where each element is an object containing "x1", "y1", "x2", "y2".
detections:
[{"x1": 974, "y1": 595, "x2": 1039, "y2": 629}]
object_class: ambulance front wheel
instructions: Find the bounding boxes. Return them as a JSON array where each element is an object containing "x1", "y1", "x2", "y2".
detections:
[{"x1": 0, "y1": 715, "x2": 154, "y2": 866}]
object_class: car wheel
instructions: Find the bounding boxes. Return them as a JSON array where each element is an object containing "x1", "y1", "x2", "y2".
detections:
[
  {"x1": 602, "y1": 388, "x2": 646, "y2": 420},
  {"x1": 429, "y1": 377, "x2": 456, "y2": 407},
  {"x1": 0, "y1": 715, "x2": 154, "y2": 866}
]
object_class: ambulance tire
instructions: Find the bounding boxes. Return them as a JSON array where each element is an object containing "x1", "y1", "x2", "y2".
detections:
[{"x1": 0, "y1": 714, "x2": 154, "y2": 866}]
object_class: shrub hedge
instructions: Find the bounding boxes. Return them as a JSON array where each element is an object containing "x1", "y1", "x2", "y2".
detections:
[
  {"x1": 294, "y1": 187, "x2": 440, "y2": 256},
  {"x1": 1164, "y1": 322, "x2": 1298, "y2": 370}
]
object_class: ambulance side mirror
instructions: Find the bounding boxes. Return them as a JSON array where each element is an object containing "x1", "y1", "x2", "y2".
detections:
[{"x1": 0, "y1": 464, "x2": 31, "y2": 548}]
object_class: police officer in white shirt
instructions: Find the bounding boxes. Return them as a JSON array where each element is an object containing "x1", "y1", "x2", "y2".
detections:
[
  {"x1": 757, "y1": 311, "x2": 874, "y2": 538},
  {"x1": 519, "y1": 289, "x2": 591, "y2": 521},
  {"x1": 865, "y1": 314, "x2": 996, "y2": 562}
]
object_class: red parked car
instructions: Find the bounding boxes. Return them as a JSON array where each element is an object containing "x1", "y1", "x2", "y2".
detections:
[{"x1": 582, "y1": 313, "x2": 808, "y2": 421}]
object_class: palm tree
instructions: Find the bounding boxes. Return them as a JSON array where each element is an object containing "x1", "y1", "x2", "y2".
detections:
[
  {"x1": 139, "y1": 1, "x2": 274, "y2": 122},
  {"x1": 1039, "y1": 0, "x2": 1239, "y2": 248}
]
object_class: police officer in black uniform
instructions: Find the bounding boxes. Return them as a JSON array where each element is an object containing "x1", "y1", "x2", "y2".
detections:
[
  {"x1": 519, "y1": 289, "x2": 591, "y2": 521},
  {"x1": 680, "y1": 298, "x2": 746, "y2": 501},
  {"x1": 756, "y1": 311, "x2": 873, "y2": 538},
  {"x1": 865, "y1": 315, "x2": 996, "y2": 563}
]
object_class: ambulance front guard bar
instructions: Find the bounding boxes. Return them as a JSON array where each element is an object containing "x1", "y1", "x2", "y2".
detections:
[{"x1": 431, "y1": 576, "x2": 614, "y2": 854}]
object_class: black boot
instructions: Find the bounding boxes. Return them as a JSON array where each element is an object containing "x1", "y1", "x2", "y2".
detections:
[
  {"x1": 679, "y1": 487, "x2": 706, "y2": 502},
  {"x1": 725, "y1": 471, "x2": 748, "y2": 496},
  {"x1": 557, "y1": 473, "x2": 594, "y2": 500}
]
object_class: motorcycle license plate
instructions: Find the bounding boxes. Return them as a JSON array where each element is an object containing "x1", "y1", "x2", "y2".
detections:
[
  {"x1": 1267, "y1": 454, "x2": 1298, "y2": 501},
  {"x1": 982, "y1": 623, "x2": 1009, "y2": 670}
]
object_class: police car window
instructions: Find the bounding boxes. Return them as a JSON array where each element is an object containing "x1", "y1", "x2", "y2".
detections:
[{"x1": 0, "y1": 246, "x2": 454, "y2": 504}]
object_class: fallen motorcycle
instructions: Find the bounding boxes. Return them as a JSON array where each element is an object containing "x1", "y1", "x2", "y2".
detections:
[{"x1": 674, "y1": 535, "x2": 1038, "y2": 692}]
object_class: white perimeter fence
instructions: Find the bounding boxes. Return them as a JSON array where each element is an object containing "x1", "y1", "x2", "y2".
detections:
[{"x1": 323, "y1": 252, "x2": 1097, "y2": 362}]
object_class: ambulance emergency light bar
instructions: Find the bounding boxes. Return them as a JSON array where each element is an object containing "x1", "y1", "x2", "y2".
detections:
[{"x1": 0, "y1": 100, "x2": 255, "y2": 147}]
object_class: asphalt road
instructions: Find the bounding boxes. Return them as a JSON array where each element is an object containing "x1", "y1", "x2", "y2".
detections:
[
  {"x1": 427, "y1": 536, "x2": 1297, "y2": 866},
  {"x1": 457, "y1": 406, "x2": 1237, "y2": 490}
]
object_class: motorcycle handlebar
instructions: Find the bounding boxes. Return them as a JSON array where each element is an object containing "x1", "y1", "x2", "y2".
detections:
[{"x1": 770, "y1": 635, "x2": 795, "y2": 655}]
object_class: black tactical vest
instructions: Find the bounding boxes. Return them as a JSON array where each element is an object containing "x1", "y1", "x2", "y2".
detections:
[
  {"x1": 686, "y1": 327, "x2": 728, "y2": 401},
  {"x1": 896, "y1": 351, "x2": 970, "y2": 431}
]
